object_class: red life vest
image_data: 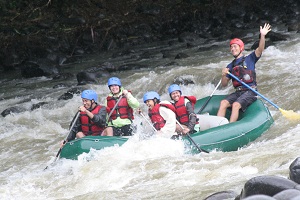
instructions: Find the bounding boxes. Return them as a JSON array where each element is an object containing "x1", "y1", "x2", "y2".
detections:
[
  {"x1": 80, "y1": 105, "x2": 104, "y2": 136},
  {"x1": 106, "y1": 93, "x2": 134, "y2": 121},
  {"x1": 231, "y1": 57, "x2": 256, "y2": 88},
  {"x1": 173, "y1": 96, "x2": 196, "y2": 124},
  {"x1": 148, "y1": 103, "x2": 176, "y2": 130}
]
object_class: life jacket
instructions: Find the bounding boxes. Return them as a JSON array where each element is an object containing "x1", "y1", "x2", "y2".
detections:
[
  {"x1": 173, "y1": 96, "x2": 196, "y2": 124},
  {"x1": 80, "y1": 105, "x2": 104, "y2": 136},
  {"x1": 231, "y1": 57, "x2": 256, "y2": 88},
  {"x1": 148, "y1": 103, "x2": 176, "y2": 130},
  {"x1": 106, "y1": 93, "x2": 134, "y2": 121}
]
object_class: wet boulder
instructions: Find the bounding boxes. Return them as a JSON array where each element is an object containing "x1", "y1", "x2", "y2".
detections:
[
  {"x1": 31, "y1": 102, "x2": 48, "y2": 110},
  {"x1": 175, "y1": 53, "x2": 189, "y2": 59},
  {"x1": 203, "y1": 190, "x2": 237, "y2": 200},
  {"x1": 1, "y1": 106, "x2": 26, "y2": 117},
  {"x1": 172, "y1": 77, "x2": 194, "y2": 85},
  {"x1": 273, "y1": 189, "x2": 300, "y2": 200},
  {"x1": 242, "y1": 194, "x2": 276, "y2": 200},
  {"x1": 76, "y1": 71, "x2": 99, "y2": 85},
  {"x1": 289, "y1": 157, "x2": 300, "y2": 184},
  {"x1": 240, "y1": 175, "x2": 298, "y2": 198},
  {"x1": 20, "y1": 60, "x2": 59, "y2": 78}
]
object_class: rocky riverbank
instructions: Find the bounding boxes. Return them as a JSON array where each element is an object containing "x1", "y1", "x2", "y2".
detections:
[
  {"x1": 204, "y1": 157, "x2": 300, "y2": 199},
  {"x1": 1, "y1": 0, "x2": 300, "y2": 79}
]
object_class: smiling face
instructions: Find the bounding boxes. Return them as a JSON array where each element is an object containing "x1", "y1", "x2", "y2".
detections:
[
  {"x1": 170, "y1": 90, "x2": 181, "y2": 102},
  {"x1": 82, "y1": 98, "x2": 93, "y2": 109},
  {"x1": 145, "y1": 99, "x2": 155, "y2": 110},
  {"x1": 230, "y1": 43, "x2": 242, "y2": 58},
  {"x1": 109, "y1": 85, "x2": 120, "y2": 94}
]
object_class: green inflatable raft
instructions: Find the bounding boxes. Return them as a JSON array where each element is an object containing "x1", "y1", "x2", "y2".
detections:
[{"x1": 60, "y1": 95, "x2": 274, "y2": 160}]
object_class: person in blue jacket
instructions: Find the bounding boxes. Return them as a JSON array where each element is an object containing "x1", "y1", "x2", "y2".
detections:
[{"x1": 217, "y1": 23, "x2": 271, "y2": 122}]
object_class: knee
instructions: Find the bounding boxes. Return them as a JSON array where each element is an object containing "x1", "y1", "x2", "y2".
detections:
[
  {"x1": 220, "y1": 100, "x2": 230, "y2": 108},
  {"x1": 232, "y1": 102, "x2": 241, "y2": 110}
]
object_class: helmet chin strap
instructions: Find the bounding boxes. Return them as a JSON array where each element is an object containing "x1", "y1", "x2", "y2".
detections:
[
  {"x1": 233, "y1": 51, "x2": 242, "y2": 58},
  {"x1": 87, "y1": 100, "x2": 94, "y2": 111}
]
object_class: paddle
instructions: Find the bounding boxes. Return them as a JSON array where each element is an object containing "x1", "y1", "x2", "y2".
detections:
[
  {"x1": 176, "y1": 120, "x2": 209, "y2": 153},
  {"x1": 197, "y1": 79, "x2": 222, "y2": 114},
  {"x1": 139, "y1": 111, "x2": 158, "y2": 133},
  {"x1": 106, "y1": 95, "x2": 124, "y2": 124},
  {"x1": 44, "y1": 111, "x2": 80, "y2": 170},
  {"x1": 228, "y1": 71, "x2": 300, "y2": 121}
]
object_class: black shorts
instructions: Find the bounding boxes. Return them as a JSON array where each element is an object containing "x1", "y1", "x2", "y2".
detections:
[
  {"x1": 111, "y1": 124, "x2": 135, "y2": 136},
  {"x1": 225, "y1": 90, "x2": 257, "y2": 112}
]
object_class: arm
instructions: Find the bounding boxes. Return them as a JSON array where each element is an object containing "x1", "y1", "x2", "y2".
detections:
[
  {"x1": 78, "y1": 105, "x2": 95, "y2": 121},
  {"x1": 123, "y1": 89, "x2": 140, "y2": 109},
  {"x1": 159, "y1": 106, "x2": 176, "y2": 136},
  {"x1": 91, "y1": 106, "x2": 107, "y2": 127},
  {"x1": 185, "y1": 101, "x2": 197, "y2": 131},
  {"x1": 221, "y1": 67, "x2": 230, "y2": 87},
  {"x1": 255, "y1": 23, "x2": 271, "y2": 57}
]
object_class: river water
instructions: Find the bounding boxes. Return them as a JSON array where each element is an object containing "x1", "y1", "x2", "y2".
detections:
[{"x1": 1, "y1": 26, "x2": 300, "y2": 200}]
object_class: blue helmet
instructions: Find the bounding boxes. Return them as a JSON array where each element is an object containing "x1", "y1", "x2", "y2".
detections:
[
  {"x1": 81, "y1": 90, "x2": 98, "y2": 102},
  {"x1": 168, "y1": 84, "x2": 181, "y2": 95},
  {"x1": 108, "y1": 77, "x2": 122, "y2": 87},
  {"x1": 143, "y1": 91, "x2": 160, "y2": 103}
]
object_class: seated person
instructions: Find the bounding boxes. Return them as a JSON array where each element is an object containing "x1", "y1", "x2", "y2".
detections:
[
  {"x1": 102, "y1": 77, "x2": 140, "y2": 136},
  {"x1": 168, "y1": 84, "x2": 198, "y2": 134},
  {"x1": 61, "y1": 90, "x2": 107, "y2": 147},
  {"x1": 143, "y1": 91, "x2": 177, "y2": 138}
]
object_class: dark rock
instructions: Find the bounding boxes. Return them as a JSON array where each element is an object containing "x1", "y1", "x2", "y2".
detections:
[
  {"x1": 164, "y1": 62, "x2": 179, "y2": 66},
  {"x1": 99, "y1": 62, "x2": 116, "y2": 72},
  {"x1": 268, "y1": 32, "x2": 289, "y2": 42},
  {"x1": 175, "y1": 53, "x2": 189, "y2": 59},
  {"x1": 161, "y1": 50, "x2": 173, "y2": 58},
  {"x1": 242, "y1": 194, "x2": 276, "y2": 200},
  {"x1": 172, "y1": 77, "x2": 194, "y2": 85},
  {"x1": 178, "y1": 32, "x2": 200, "y2": 43},
  {"x1": 58, "y1": 92, "x2": 74, "y2": 100},
  {"x1": 118, "y1": 63, "x2": 148, "y2": 71},
  {"x1": 273, "y1": 189, "x2": 300, "y2": 200},
  {"x1": 204, "y1": 190, "x2": 237, "y2": 200},
  {"x1": 20, "y1": 61, "x2": 49, "y2": 78},
  {"x1": 198, "y1": 45, "x2": 218, "y2": 52},
  {"x1": 289, "y1": 157, "x2": 300, "y2": 184},
  {"x1": 52, "y1": 73, "x2": 74, "y2": 80},
  {"x1": 31, "y1": 102, "x2": 48, "y2": 110},
  {"x1": 76, "y1": 71, "x2": 99, "y2": 85},
  {"x1": 1, "y1": 107, "x2": 26, "y2": 117},
  {"x1": 240, "y1": 175, "x2": 297, "y2": 198},
  {"x1": 66, "y1": 88, "x2": 82, "y2": 95}
]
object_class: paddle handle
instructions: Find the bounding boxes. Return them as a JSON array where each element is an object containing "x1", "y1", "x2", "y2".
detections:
[
  {"x1": 197, "y1": 79, "x2": 221, "y2": 114},
  {"x1": 139, "y1": 111, "x2": 157, "y2": 133},
  {"x1": 228, "y1": 72, "x2": 279, "y2": 110},
  {"x1": 106, "y1": 95, "x2": 124, "y2": 123},
  {"x1": 175, "y1": 119, "x2": 208, "y2": 153},
  {"x1": 44, "y1": 112, "x2": 80, "y2": 170}
]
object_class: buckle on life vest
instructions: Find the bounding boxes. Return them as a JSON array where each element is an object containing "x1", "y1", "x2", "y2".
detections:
[{"x1": 235, "y1": 86, "x2": 256, "y2": 91}]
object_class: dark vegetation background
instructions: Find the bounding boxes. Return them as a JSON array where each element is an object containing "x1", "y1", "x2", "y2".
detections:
[{"x1": 0, "y1": 0, "x2": 299, "y2": 73}]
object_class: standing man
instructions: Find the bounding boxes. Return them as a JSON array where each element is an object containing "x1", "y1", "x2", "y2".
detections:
[{"x1": 217, "y1": 23, "x2": 271, "y2": 122}]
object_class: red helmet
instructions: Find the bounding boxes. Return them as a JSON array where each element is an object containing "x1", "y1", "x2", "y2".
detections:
[{"x1": 230, "y1": 38, "x2": 244, "y2": 51}]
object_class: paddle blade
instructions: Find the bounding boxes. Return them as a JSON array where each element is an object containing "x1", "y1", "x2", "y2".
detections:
[{"x1": 279, "y1": 108, "x2": 300, "y2": 121}]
